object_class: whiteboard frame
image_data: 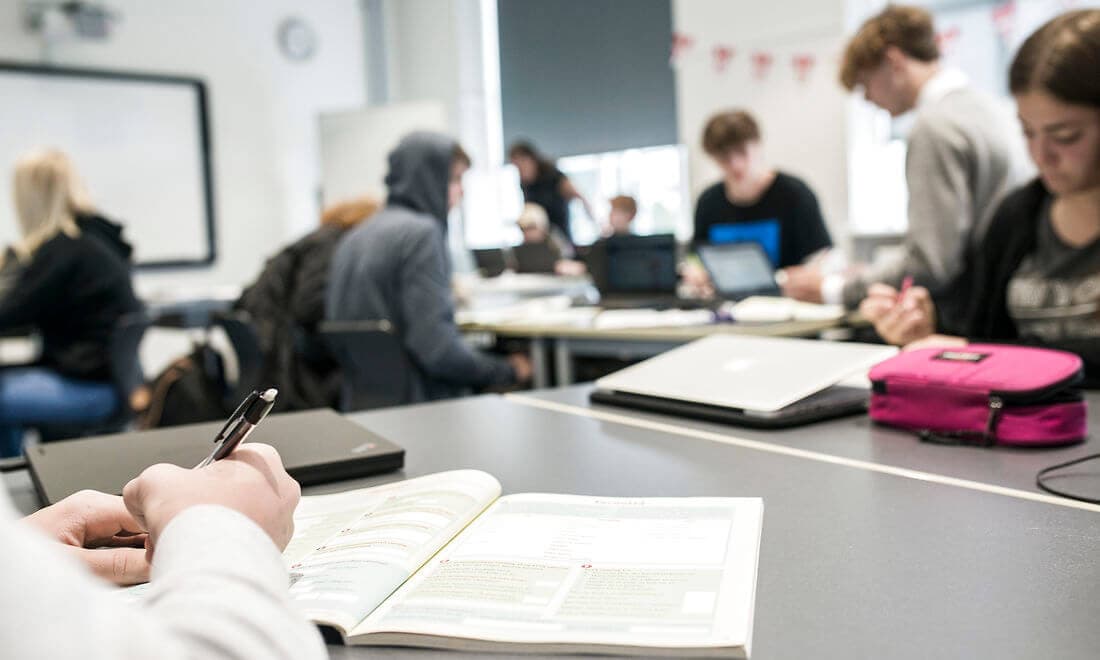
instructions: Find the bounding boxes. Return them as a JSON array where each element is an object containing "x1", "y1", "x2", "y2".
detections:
[{"x1": 0, "y1": 60, "x2": 217, "y2": 270}]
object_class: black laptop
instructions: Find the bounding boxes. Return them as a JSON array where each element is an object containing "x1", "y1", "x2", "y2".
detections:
[
  {"x1": 586, "y1": 234, "x2": 706, "y2": 309},
  {"x1": 472, "y1": 248, "x2": 510, "y2": 277},
  {"x1": 512, "y1": 242, "x2": 560, "y2": 274},
  {"x1": 697, "y1": 242, "x2": 782, "y2": 301},
  {"x1": 26, "y1": 409, "x2": 405, "y2": 505}
]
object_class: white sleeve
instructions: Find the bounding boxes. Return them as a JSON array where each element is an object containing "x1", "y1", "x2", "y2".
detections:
[{"x1": 0, "y1": 493, "x2": 326, "y2": 660}]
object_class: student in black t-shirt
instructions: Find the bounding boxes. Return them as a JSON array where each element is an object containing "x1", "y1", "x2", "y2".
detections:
[
  {"x1": 692, "y1": 110, "x2": 832, "y2": 268},
  {"x1": 508, "y1": 140, "x2": 595, "y2": 244}
]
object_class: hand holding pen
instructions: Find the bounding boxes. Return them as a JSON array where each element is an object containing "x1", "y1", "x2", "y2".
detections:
[
  {"x1": 123, "y1": 388, "x2": 301, "y2": 556},
  {"x1": 860, "y1": 277, "x2": 936, "y2": 346},
  {"x1": 196, "y1": 388, "x2": 278, "y2": 468}
]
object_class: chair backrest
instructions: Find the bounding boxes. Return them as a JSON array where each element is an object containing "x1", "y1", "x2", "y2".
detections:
[
  {"x1": 109, "y1": 312, "x2": 154, "y2": 404},
  {"x1": 319, "y1": 320, "x2": 413, "y2": 412},
  {"x1": 211, "y1": 311, "x2": 265, "y2": 406}
]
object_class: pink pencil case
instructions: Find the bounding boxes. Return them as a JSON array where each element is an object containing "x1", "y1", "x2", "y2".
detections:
[{"x1": 868, "y1": 344, "x2": 1087, "y2": 447}]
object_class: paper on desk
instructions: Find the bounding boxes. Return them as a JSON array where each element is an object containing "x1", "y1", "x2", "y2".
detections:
[
  {"x1": 730, "y1": 296, "x2": 844, "y2": 323},
  {"x1": 593, "y1": 309, "x2": 715, "y2": 330},
  {"x1": 456, "y1": 295, "x2": 577, "y2": 326}
]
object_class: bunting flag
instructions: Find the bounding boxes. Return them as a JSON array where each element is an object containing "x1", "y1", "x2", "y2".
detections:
[
  {"x1": 991, "y1": 1, "x2": 1017, "y2": 42},
  {"x1": 934, "y1": 26, "x2": 961, "y2": 54},
  {"x1": 750, "y1": 51, "x2": 773, "y2": 80},
  {"x1": 791, "y1": 53, "x2": 816, "y2": 83},
  {"x1": 712, "y1": 45, "x2": 736, "y2": 74},
  {"x1": 670, "y1": 32, "x2": 695, "y2": 66}
]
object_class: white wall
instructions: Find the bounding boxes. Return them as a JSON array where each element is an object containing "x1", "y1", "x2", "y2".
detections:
[
  {"x1": 672, "y1": 0, "x2": 852, "y2": 247},
  {"x1": 0, "y1": 0, "x2": 367, "y2": 292}
]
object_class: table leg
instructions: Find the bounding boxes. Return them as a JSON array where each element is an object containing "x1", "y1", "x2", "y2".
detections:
[
  {"x1": 555, "y1": 338, "x2": 574, "y2": 386},
  {"x1": 530, "y1": 337, "x2": 549, "y2": 389}
]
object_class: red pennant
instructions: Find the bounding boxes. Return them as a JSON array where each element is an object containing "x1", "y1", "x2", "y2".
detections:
[
  {"x1": 791, "y1": 53, "x2": 815, "y2": 82},
  {"x1": 670, "y1": 32, "x2": 695, "y2": 66},
  {"x1": 991, "y1": 1, "x2": 1016, "y2": 41},
  {"x1": 934, "y1": 26, "x2": 961, "y2": 54},
  {"x1": 750, "y1": 51, "x2": 773, "y2": 80},
  {"x1": 712, "y1": 45, "x2": 736, "y2": 74}
]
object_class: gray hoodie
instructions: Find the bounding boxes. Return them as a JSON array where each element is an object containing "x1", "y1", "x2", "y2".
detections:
[{"x1": 325, "y1": 132, "x2": 515, "y2": 401}]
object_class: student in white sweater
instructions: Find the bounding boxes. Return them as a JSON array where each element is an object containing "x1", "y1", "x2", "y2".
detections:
[
  {"x1": 0, "y1": 443, "x2": 326, "y2": 660},
  {"x1": 781, "y1": 4, "x2": 1022, "y2": 315}
]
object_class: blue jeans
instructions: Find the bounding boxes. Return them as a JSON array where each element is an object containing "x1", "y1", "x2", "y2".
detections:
[{"x1": 0, "y1": 367, "x2": 118, "y2": 457}]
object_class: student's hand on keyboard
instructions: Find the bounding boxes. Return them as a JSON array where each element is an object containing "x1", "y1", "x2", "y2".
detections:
[
  {"x1": 780, "y1": 265, "x2": 825, "y2": 303},
  {"x1": 861, "y1": 283, "x2": 936, "y2": 346},
  {"x1": 22, "y1": 489, "x2": 150, "y2": 586}
]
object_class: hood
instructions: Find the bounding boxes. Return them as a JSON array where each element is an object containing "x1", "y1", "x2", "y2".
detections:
[
  {"x1": 76, "y1": 213, "x2": 134, "y2": 262},
  {"x1": 384, "y1": 131, "x2": 455, "y2": 225}
]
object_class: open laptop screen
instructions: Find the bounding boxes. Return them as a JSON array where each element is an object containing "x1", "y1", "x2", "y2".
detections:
[
  {"x1": 698, "y1": 242, "x2": 778, "y2": 299},
  {"x1": 707, "y1": 219, "x2": 780, "y2": 266},
  {"x1": 604, "y1": 234, "x2": 678, "y2": 294}
]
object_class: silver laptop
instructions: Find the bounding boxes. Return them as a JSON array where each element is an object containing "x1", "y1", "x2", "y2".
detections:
[{"x1": 591, "y1": 336, "x2": 898, "y2": 428}]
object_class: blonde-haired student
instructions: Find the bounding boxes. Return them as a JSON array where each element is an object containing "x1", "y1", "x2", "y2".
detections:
[{"x1": 0, "y1": 149, "x2": 143, "y2": 456}]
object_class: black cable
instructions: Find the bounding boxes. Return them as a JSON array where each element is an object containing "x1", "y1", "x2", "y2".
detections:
[{"x1": 1036, "y1": 452, "x2": 1100, "y2": 504}]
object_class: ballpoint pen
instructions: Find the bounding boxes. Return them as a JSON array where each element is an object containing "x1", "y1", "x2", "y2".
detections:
[{"x1": 195, "y1": 388, "x2": 278, "y2": 468}]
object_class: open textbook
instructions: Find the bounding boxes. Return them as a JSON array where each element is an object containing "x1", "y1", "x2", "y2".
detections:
[
  {"x1": 284, "y1": 470, "x2": 763, "y2": 657},
  {"x1": 128, "y1": 470, "x2": 763, "y2": 657}
]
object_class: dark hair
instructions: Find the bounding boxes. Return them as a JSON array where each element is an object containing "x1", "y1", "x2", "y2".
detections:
[
  {"x1": 840, "y1": 4, "x2": 940, "y2": 90},
  {"x1": 701, "y1": 110, "x2": 761, "y2": 156},
  {"x1": 452, "y1": 143, "x2": 472, "y2": 168},
  {"x1": 507, "y1": 140, "x2": 554, "y2": 176},
  {"x1": 1009, "y1": 9, "x2": 1100, "y2": 107}
]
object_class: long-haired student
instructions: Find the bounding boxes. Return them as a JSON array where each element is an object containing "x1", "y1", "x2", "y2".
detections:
[{"x1": 862, "y1": 10, "x2": 1100, "y2": 383}]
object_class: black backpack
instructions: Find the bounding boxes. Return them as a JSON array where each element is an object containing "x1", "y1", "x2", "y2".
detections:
[{"x1": 138, "y1": 342, "x2": 230, "y2": 428}]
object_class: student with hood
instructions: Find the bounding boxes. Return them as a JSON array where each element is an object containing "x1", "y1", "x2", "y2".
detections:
[{"x1": 326, "y1": 132, "x2": 532, "y2": 400}]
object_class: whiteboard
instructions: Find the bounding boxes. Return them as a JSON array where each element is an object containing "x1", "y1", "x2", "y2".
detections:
[
  {"x1": 0, "y1": 63, "x2": 214, "y2": 268},
  {"x1": 319, "y1": 100, "x2": 447, "y2": 205}
]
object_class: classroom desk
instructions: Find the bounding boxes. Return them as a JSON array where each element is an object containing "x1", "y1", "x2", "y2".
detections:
[
  {"x1": 4, "y1": 391, "x2": 1098, "y2": 659},
  {"x1": 462, "y1": 317, "x2": 843, "y2": 388}
]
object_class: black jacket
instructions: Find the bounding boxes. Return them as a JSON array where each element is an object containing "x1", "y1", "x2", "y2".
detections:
[
  {"x1": 0, "y1": 214, "x2": 141, "y2": 381},
  {"x1": 235, "y1": 224, "x2": 348, "y2": 411},
  {"x1": 938, "y1": 179, "x2": 1100, "y2": 384}
]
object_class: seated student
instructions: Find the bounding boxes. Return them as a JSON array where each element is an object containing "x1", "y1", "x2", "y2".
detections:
[
  {"x1": 0, "y1": 149, "x2": 143, "y2": 457},
  {"x1": 605, "y1": 195, "x2": 637, "y2": 237},
  {"x1": 861, "y1": 9, "x2": 1100, "y2": 383},
  {"x1": 783, "y1": 4, "x2": 1020, "y2": 309},
  {"x1": 516, "y1": 203, "x2": 587, "y2": 276},
  {"x1": 692, "y1": 109, "x2": 832, "y2": 269},
  {"x1": 235, "y1": 195, "x2": 380, "y2": 411},
  {"x1": 2, "y1": 442, "x2": 326, "y2": 658},
  {"x1": 326, "y1": 132, "x2": 532, "y2": 400}
]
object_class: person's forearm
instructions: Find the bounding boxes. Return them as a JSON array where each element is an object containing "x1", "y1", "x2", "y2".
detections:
[
  {"x1": 0, "y1": 500, "x2": 325, "y2": 660},
  {"x1": 141, "y1": 506, "x2": 326, "y2": 660}
]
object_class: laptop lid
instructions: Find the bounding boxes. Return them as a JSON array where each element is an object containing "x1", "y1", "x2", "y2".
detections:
[
  {"x1": 26, "y1": 409, "x2": 404, "y2": 505},
  {"x1": 598, "y1": 234, "x2": 678, "y2": 296},
  {"x1": 472, "y1": 248, "x2": 508, "y2": 277},
  {"x1": 594, "y1": 335, "x2": 898, "y2": 413},
  {"x1": 698, "y1": 242, "x2": 781, "y2": 300},
  {"x1": 512, "y1": 242, "x2": 559, "y2": 274}
]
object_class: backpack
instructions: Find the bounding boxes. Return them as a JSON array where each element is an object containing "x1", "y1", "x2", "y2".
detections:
[{"x1": 137, "y1": 342, "x2": 230, "y2": 428}]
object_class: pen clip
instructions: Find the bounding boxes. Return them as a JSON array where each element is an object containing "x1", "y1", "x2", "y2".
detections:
[{"x1": 214, "y1": 390, "x2": 259, "y2": 443}]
